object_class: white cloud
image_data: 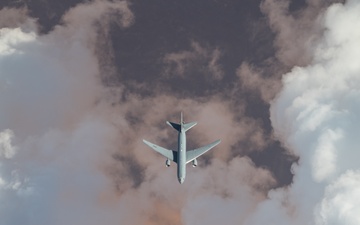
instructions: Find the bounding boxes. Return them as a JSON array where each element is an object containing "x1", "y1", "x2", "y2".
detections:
[
  {"x1": 0, "y1": 3, "x2": 134, "y2": 225},
  {"x1": 246, "y1": 1, "x2": 360, "y2": 224},
  {"x1": 0, "y1": 129, "x2": 17, "y2": 159},
  {"x1": 316, "y1": 170, "x2": 360, "y2": 225}
]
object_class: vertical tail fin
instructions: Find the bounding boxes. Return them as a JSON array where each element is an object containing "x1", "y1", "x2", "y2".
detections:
[{"x1": 181, "y1": 112, "x2": 183, "y2": 124}]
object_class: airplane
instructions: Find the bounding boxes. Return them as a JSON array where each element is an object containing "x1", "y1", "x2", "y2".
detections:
[{"x1": 143, "y1": 112, "x2": 221, "y2": 184}]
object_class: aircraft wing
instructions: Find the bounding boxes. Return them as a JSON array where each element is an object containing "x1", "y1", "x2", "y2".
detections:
[
  {"x1": 186, "y1": 139, "x2": 221, "y2": 163},
  {"x1": 143, "y1": 139, "x2": 178, "y2": 163}
]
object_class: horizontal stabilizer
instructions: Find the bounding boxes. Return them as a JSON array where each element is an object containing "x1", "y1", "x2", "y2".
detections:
[
  {"x1": 143, "y1": 139, "x2": 178, "y2": 163},
  {"x1": 183, "y1": 121, "x2": 197, "y2": 132},
  {"x1": 186, "y1": 139, "x2": 221, "y2": 163},
  {"x1": 166, "y1": 121, "x2": 181, "y2": 131}
]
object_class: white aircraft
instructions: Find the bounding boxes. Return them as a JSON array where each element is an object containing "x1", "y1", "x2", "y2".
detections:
[{"x1": 143, "y1": 113, "x2": 221, "y2": 184}]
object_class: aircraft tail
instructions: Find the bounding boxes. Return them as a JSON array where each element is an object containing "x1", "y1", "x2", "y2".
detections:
[{"x1": 166, "y1": 112, "x2": 197, "y2": 132}]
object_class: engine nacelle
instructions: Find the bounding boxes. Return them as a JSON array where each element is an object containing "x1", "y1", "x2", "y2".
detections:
[
  {"x1": 192, "y1": 159, "x2": 198, "y2": 167},
  {"x1": 166, "y1": 159, "x2": 171, "y2": 167}
]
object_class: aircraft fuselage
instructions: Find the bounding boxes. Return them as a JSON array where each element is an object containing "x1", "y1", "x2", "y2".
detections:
[{"x1": 177, "y1": 126, "x2": 186, "y2": 183}]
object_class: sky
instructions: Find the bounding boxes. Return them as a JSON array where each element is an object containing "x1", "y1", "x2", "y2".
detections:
[{"x1": 1, "y1": 0, "x2": 359, "y2": 225}]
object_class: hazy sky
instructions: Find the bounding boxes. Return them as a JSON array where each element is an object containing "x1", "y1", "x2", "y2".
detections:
[{"x1": 1, "y1": 0, "x2": 359, "y2": 225}]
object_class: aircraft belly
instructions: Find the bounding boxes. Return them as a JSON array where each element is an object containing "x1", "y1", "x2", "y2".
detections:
[
  {"x1": 177, "y1": 149, "x2": 186, "y2": 183},
  {"x1": 177, "y1": 131, "x2": 186, "y2": 183}
]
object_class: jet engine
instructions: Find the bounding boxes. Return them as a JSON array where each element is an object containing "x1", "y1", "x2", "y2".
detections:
[
  {"x1": 166, "y1": 159, "x2": 171, "y2": 167},
  {"x1": 192, "y1": 159, "x2": 198, "y2": 167}
]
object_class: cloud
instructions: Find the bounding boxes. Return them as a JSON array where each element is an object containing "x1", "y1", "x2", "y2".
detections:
[
  {"x1": 237, "y1": 0, "x2": 345, "y2": 104},
  {"x1": 163, "y1": 41, "x2": 224, "y2": 80},
  {"x1": 102, "y1": 88, "x2": 277, "y2": 224},
  {"x1": 237, "y1": 61, "x2": 282, "y2": 102},
  {"x1": 180, "y1": 157, "x2": 275, "y2": 225},
  {"x1": 261, "y1": 0, "x2": 329, "y2": 67},
  {"x1": 7, "y1": 0, "x2": 357, "y2": 224},
  {"x1": 0, "y1": 7, "x2": 29, "y2": 29},
  {"x1": 0, "y1": 2, "x2": 279, "y2": 225},
  {"x1": 0, "y1": 129, "x2": 17, "y2": 159},
  {"x1": 316, "y1": 170, "x2": 360, "y2": 225},
  {"x1": 112, "y1": 157, "x2": 275, "y2": 225},
  {"x1": 245, "y1": 1, "x2": 360, "y2": 224},
  {"x1": 115, "y1": 93, "x2": 269, "y2": 163},
  {"x1": 0, "y1": 2, "x2": 135, "y2": 225}
]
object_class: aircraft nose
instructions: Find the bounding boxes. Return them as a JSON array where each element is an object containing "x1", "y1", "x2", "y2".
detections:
[{"x1": 178, "y1": 177, "x2": 185, "y2": 184}]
